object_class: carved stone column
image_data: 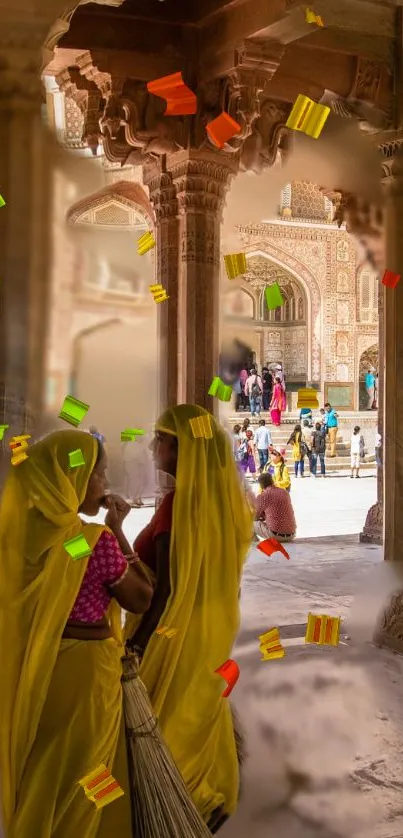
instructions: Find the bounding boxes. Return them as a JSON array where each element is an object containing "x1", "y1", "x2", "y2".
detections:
[
  {"x1": 374, "y1": 153, "x2": 403, "y2": 651},
  {"x1": 359, "y1": 283, "x2": 384, "y2": 544},
  {"x1": 145, "y1": 150, "x2": 237, "y2": 412},
  {"x1": 0, "y1": 19, "x2": 54, "y2": 482},
  {"x1": 144, "y1": 166, "x2": 180, "y2": 411}
]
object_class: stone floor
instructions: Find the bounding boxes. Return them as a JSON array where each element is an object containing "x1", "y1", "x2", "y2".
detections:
[{"x1": 93, "y1": 474, "x2": 403, "y2": 838}]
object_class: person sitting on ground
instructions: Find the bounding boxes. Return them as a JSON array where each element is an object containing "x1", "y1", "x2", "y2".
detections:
[
  {"x1": 287, "y1": 423, "x2": 305, "y2": 478},
  {"x1": 350, "y1": 425, "x2": 365, "y2": 479},
  {"x1": 264, "y1": 448, "x2": 291, "y2": 492},
  {"x1": 254, "y1": 473, "x2": 296, "y2": 543}
]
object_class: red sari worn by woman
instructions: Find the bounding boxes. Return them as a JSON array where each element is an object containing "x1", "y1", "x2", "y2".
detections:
[{"x1": 270, "y1": 377, "x2": 286, "y2": 426}]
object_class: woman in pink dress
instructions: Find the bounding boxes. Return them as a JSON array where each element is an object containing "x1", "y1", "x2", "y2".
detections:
[{"x1": 270, "y1": 376, "x2": 286, "y2": 426}]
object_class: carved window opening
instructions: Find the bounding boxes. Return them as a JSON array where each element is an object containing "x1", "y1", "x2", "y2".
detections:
[{"x1": 358, "y1": 266, "x2": 378, "y2": 323}]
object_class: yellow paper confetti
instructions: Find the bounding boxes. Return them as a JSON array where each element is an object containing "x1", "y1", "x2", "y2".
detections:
[
  {"x1": 224, "y1": 253, "x2": 247, "y2": 280},
  {"x1": 258, "y1": 627, "x2": 285, "y2": 660},
  {"x1": 156, "y1": 626, "x2": 178, "y2": 639},
  {"x1": 305, "y1": 8, "x2": 324, "y2": 26},
  {"x1": 286, "y1": 95, "x2": 330, "y2": 139},
  {"x1": 79, "y1": 763, "x2": 124, "y2": 809},
  {"x1": 137, "y1": 231, "x2": 156, "y2": 255},
  {"x1": 189, "y1": 415, "x2": 213, "y2": 439},
  {"x1": 149, "y1": 283, "x2": 169, "y2": 303},
  {"x1": 305, "y1": 612, "x2": 340, "y2": 646},
  {"x1": 297, "y1": 388, "x2": 319, "y2": 409}
]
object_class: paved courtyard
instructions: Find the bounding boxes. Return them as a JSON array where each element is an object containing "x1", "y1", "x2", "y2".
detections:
[{"x1": 93, "y1": 473, "x2": 403, "y2": 838}]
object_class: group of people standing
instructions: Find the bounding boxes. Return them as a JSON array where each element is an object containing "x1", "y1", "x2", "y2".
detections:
[{"x1": 237, "y1": 364, "x2": 287, "y2": 425}]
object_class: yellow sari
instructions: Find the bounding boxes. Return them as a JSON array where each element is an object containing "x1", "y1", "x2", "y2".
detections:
[
  {"x1": 125, "y1": 405, "x2": 253, "y2": 824},
  {"x1": 0, "y1": 430, "x2": 131, "y2": 838}
]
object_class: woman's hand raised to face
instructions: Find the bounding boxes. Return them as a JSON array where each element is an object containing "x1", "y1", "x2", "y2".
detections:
[{"x1": 104, "y1": 494, "x2": 131, "y2": 532}]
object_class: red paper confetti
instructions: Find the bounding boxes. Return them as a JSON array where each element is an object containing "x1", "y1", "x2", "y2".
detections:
[
  {"x1": 215, "y1": 658, "x2": 240, "y2": 697},
  {"x1": 257, "y1": 538, "x2": 290, "y2": 560},
  {"x1": 147, "y1": 71, "x2": 197, "y2": 116},
  {"x1": 207, "y1": 112, "x2": 241, "y2": 149},
  {"x1": 382, "y1": 269, "x2": 401, "y2": 289}
]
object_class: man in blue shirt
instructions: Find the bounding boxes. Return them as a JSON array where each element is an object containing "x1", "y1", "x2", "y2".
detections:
[
  {"x1": 365, "y1": 369, "x2": 376, "y2": 410},
  {"x1": 324, "y1": 403, "x2": 338, "y2": 457}
]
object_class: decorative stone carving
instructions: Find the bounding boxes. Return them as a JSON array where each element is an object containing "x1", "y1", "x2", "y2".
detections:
[
  {"x1": 337, "y1": 271, "x2": 349, "y2": 292},
  {"x1": 336, "y1": 301, "x2": 349, "y2": 325},
  {"x1": 336, "y1": 240, "x2": 349, "y2": 262},
  {"x1": 361, "y1": 501, "x2": 383, "y2": 546},
  {"x1": 336, "y1": 332, "x2": 349, "y2": 357},
  {"x1": 350, "y1": 58, "x2": 383, "y2": 105},
  {"x1": 42, "y1": 0, "x2": 126, "y2": 71}
]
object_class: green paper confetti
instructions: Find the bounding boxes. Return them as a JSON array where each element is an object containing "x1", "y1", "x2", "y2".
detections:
[
  {"x1": 0, "y1": 195, "x2": 5, "y2": 208},
  {"x1": 64, "y1": 533, "x2": 92, "y2": 561},
  {"x1": 208, "y1": 377, "x2": 233, "y2": 402},
  {"x1": 59, "y1": 395, "x2": 90, "y2": 427},
  {"x1": 69, "y1": 448, "x2": 85, "y2": 468},
  {"x1": 120, "y1": 428, "x2": 145, "y2": 442},
  {"x1": 265, "y1": 282, "x2": 284, "y2": 310},
  {"x1": 0, "y1": 424, "x2": 9, "y2": 440}
]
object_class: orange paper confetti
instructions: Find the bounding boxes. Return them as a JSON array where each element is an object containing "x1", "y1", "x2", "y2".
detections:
[
  {"x1": 147, "y1": 71, "x2": 197, "y2": 116},
  {"x1": 215, "y1": 658, "x2": 239, "y2": 697},
  {"x1": 257, "y1": 538, "x2": 290, "y2": 560},
  {"x1": 207, "y1": 112, "x2": 241, "y2": 149}
]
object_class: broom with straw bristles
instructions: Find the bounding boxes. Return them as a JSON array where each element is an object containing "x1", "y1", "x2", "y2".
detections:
[{"x1": 121, "y1": 650, "x2": 213, "y2": 838}]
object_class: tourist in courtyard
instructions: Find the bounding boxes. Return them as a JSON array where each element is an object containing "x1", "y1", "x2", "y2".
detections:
[
  {"x1": 238, "y1": 429, "x2": 257, "y2": 477},
  {"x1": 375, "y1": 431, "x2": 382, "y2": 467},
  {"x1": 270, "y1": 376, "x2": 286, "y2": 426},
  {"x1": 350, "y1": 425, "x2": 365, "y2": 478},
  {"x1": 125, "y1": 404, "x2": 253, "y2": 833},
  {"x1": 373, "y1": 372, "x2": 378, "y2": 409},
  {"x1": 311, "y1": 421, "x2": 327, "y2": 477},
  {"x1": 0, "y1": 429, "x2": 154, "y2": 838},
  {"x1": 325, "y1": 402, "x2": 339, "y2": 457},
  {"x1": 301, "y1": 419, "x2": 314, "y2": 472},
  {"x1": 254, "y1": 418, "x2": 272, "y2": 472},
  {"x1": 245, "y1": 368, "x2": 263, "y2": 416},
  {"x1": 232, "y1": 423, "x2": 242, "y2": 461},
  {"x1": 253, "y1": 473, "x2": 296, "y2": 542},
  {"x1": 365, "y1": 368, "x2": 376, "y2": 410},
  {"x1": 261, "y1": 366, "x2": 273, "y2": 411},
  {"x1": 240, "y1": 417, "x2": 251, "y2": 440},
  {"x1": 265, "y1": 448, "x2": 291, "y2": 492},
  {"x1": 233, "y1": 376, "x2": 242, "y2": 412},
  {"x1": 287, "y1": 423, "x2": 305, "y2": 477},
  {"x1": 239, "y1": 366, "x2": 249, "y2": 410},
  {"x1": 299, "y1": 406, "x2": 313, "y2": 426}
]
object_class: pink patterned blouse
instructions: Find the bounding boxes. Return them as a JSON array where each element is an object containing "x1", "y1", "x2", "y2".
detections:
[{"x1": 69, "y1": 530, "x2": 129, "y2": 623}]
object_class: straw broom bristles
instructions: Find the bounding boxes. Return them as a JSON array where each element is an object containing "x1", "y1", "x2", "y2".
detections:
[{"x1": 121, "y1": 651, "x2": 212, "y2": 838}]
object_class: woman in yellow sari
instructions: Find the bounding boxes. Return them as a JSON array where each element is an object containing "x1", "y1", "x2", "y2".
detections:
[
  {"x1": 0, "y1": 429, "x2": 153, "y2": 838},
  {"x1": 125, "y1": 404, "x2": 253, "y2": 833}
]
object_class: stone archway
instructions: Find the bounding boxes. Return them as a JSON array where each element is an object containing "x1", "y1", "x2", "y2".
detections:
[
  {"x1": 241, "y1": 244, "x2": 322, "y2": 384},
  {"x1": 358, "y1": 342, "x2": 379, "y2": 411}
]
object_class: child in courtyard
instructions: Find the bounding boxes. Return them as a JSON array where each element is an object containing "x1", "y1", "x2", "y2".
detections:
[
  {"x1": 264, "y1": 448, "x2": 291, "y2": 492},
  {"x1": 239, "y1": 429, "x2": 257, "y2": 477},
  {"x1": 350, "y1": 425, "x2": 365, "y2": 478}
]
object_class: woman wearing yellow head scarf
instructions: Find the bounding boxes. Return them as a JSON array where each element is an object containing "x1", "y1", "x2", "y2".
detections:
[
  {"x1": 0, "y1": 429, "x2": 152, "y2": 837},
  {"x1": 125, "y1": 404, "x2": 253, "y2": 833}
]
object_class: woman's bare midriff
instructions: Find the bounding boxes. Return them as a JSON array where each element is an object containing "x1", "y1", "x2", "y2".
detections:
[{"x1": 62, "y1": 616, "x2": 112, "y2": 640}]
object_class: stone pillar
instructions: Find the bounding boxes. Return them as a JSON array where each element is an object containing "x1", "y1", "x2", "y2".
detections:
[
  {"x1": 145, "y1": 150, "x2": 237, "y2": 413},
  {"x1": 374, "y1": 154, "x2": 403, "y2": 651},
  {"x1": 359, "y1": 283, "x2": 384, "y2": 544},
  {"x1": 0, "y1": 17, "x2": 54, "y2": 482}
]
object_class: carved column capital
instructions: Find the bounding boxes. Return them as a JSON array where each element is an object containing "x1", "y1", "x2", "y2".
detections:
[
  {"x1": 143, "y1": 164, "x2": 178, "y2": 222},
  {"x1": 166, "y1": 150, "x2": 237, "y2": 220},
  {"x1": 0, "y1": 21, "x2": 48, "y2": 109}
]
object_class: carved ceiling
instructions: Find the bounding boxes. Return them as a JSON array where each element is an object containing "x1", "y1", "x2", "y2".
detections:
[{"x1": 243, "y1": 255, "x2": 298, "y2": 291}]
